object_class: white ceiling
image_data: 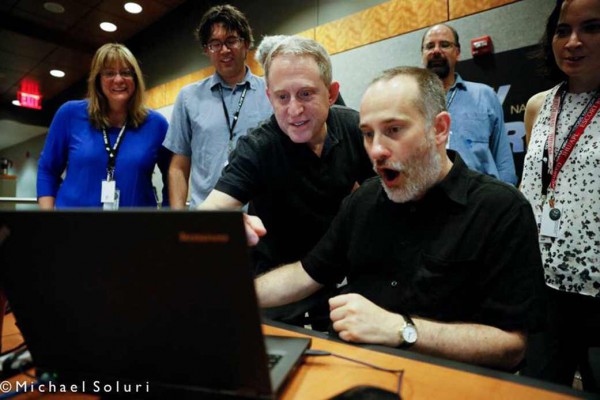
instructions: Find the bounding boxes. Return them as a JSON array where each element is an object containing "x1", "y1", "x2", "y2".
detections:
[{"x1": 0, "y1": 119, "x2": 47, "y2": 151}]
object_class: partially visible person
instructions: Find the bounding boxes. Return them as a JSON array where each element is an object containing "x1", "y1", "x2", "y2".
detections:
[
  {"x1": 520, "y1": 0, "x2": 600, "y2": 392},
  {"x1": 163, "y1": 4, "x2": 272, "y2": 209},
  {"x1": 421, "y1": 24, "x2": 517, "y2": 185},
  {"x1": 37, "y1": 43, "x2": 170, "y2": 209},
  {"x1": 254, "y1": 67, "x2": 545, "y2": 370},
  {"x1": 201, "y1": 36, "x2": 373, "y2": 327}
]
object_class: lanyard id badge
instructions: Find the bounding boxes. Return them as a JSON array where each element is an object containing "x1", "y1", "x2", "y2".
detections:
[
  {"x1": 540, "y1": 199, "x2": 560, "y2": 239},
  {"x1": 445, "y1": 87, "x2": 458, "y2": 150},
  {"x1": 101, "y1": 181, "x2": 120, "y2": 210},
  {"x1": 219, "y1": 83, "x2": 249, "y2": 154},
  {"x1": 539, "y1": 83, "x2": 600, "y2": 239},
  {"x1": 100, "y1": 124, "x2": 126, "y2": 209}
]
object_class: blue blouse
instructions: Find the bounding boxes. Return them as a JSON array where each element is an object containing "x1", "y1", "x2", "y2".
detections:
[{"x1": 37, "y1": 100, "x2": 171, "y2": 208}]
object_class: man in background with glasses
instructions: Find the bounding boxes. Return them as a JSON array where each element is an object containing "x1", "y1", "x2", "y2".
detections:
[
  {"x1": 421, "y1": 24, "x2": 517, "y2": 185},
  {"x1": 163, "y1": 4, "x2": 272, "y2": 208}
]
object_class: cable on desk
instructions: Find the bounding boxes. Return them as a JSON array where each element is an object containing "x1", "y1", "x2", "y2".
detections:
[
  {"x1": 304, "y1": 349, "x2": 404, "y2": 398},
  {"x1": 0, "y1": 343, "x2": 25, "y2": 358}
]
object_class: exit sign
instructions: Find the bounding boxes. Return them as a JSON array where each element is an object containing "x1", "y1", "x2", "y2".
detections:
[{"x1": 17, "y1": 91, "x2": 42, "y2": 110}]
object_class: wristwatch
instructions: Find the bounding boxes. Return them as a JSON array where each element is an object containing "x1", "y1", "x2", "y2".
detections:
[{"x1": 398, "y1": 314, "x2": 418, "y2": 349}]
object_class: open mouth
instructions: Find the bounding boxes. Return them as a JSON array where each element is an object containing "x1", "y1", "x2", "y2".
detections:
[
  {"x1": 291, "y1": 121, "x2": 308, "y2": 127},
  {"x1": 382, "y1": 168, "x2": 400, "y2": 181},
  {"x1": 565, "y1": 56, "x2": 584, "y2": 62}
]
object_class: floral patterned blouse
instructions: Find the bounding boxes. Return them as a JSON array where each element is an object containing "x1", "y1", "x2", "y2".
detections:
[{"x1": 521, "y1": 83, "x2": 600, "y2": 298}]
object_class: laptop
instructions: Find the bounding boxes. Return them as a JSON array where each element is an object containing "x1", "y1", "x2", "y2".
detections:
[{"x1": 0, "y1": 210, "x2": 311, "y2": 399}]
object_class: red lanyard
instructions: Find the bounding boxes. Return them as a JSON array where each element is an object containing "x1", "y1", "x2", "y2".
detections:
[{"x1": 544, "y1": 83, "x2": 600, "y2": 199}]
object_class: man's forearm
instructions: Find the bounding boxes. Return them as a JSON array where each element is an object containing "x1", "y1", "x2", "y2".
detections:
[
  {"x1": 329, "y1": 294, "x2": 526, "y2": 370},
  {"x1": 168, "y1": 155, "x2": 191, "y2": 209},
  {"x1": 412, "y1": 318, "x2": 526, "y2": 370},
  {"x1": 168, "y1": 174, "x2": 189, "y2": 209},
  {"x1": 255, "y1": 262, "x2": 323, "y2": 308}
]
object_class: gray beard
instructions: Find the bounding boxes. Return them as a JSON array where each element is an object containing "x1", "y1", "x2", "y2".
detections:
[{"x1": 379, "y1": 139, "x2": 442, "y2": 203}]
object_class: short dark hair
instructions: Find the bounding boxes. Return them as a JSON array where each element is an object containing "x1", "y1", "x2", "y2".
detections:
[
  {"x1": 195, "y1": 4, "x2": 254, "y2": 48},
  {"x1": 369, "y1": 67, "x2": 446, "y2": 127},
  {"x1": 421, "y1": 24, "x2": 460, "y2": 50},
  {"x1": 538, "y1": 0, "x2": 567, "y2": 81}
]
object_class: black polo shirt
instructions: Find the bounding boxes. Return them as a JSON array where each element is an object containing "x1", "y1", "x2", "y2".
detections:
[
  {"x1": 215, "y1": 105, "x2": 374, "y2": 273},
  {"x1": 302, "y1": 152, "x2": 545, "y2": 332}
]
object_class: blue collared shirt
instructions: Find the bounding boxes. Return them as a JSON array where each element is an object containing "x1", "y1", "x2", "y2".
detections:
[
  {"x1": 446, "y1": 73, "x2": 517, "y2": 185},
  {"x1": 163, "y1": 67, "x2": 272, "y2": 207}
]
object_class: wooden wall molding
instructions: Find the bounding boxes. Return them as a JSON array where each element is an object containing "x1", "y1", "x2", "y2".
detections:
[
  {"x1": 145, "y1": 0, "x2": 518, "y2": 110},
  {"x1": 450, "y1": 0, "x2": 518, "y2": 20}
]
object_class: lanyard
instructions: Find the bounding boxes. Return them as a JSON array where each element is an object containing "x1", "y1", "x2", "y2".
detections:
[
  {"x1": 542, "y1": 82, "x2": 600, "y2": 200},
  {"x1": 102, "y1": 124, "x2": 127, "y2": 181},
  {"x1": 219, "y1": 83, "x2": 249, "y2": 142},
  {"x1": 446, "y1": 86, "x2": 458, "y2": 110}
]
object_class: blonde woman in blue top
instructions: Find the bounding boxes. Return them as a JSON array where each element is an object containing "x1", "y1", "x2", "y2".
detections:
[{"x1": 37, "y1": 43, "x2": 170, "y2": 209}]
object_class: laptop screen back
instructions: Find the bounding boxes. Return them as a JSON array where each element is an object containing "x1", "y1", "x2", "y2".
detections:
[{"x1": 0, "y1": 210, "x2": 274, "y2": 398}]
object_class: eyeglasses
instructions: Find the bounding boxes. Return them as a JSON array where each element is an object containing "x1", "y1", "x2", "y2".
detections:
[
  {"x1": 205, "y1": 37, "x2": 245, "y2": 53},
  {"x1": 100, "y1": 69, "x2": 135, "y2": 79},
  {"x1": 422, "y1": 41, "x2": 458, "y2": 52}
]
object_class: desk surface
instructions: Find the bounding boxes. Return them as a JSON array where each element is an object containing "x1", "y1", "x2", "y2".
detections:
[{"x1": 1, "y1": 313, "x2": 587, "y2": 399}]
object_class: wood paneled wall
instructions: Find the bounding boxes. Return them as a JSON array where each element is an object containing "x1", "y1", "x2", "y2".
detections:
[{"x1": 145, "y1": 0, "x2": 517, "y2": 110}]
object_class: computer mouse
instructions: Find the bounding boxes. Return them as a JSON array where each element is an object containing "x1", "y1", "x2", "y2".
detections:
[{"x1": 329, "y1": 385, "x2": 400, "y2": 399}]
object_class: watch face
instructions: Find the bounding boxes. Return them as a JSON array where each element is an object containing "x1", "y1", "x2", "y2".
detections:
[{"x1": 403, "y1": 326, "x2": 418, "y2": 344}]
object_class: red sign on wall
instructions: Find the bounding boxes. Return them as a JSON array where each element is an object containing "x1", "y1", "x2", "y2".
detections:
[
  {"x1": 17, "y1": 91, "x2": 42, "y2": 110},
  {"x1": 17, "y1": 79, "x2": 42, "y2": 110}
]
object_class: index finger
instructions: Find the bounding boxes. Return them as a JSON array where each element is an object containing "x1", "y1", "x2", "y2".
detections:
[{"x1": 328, "y1": 293, "x2": 351, "y2": 310}]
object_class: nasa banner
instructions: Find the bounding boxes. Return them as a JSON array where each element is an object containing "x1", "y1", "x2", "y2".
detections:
[{"x1": 457, "y1": 45, "x2": 559, "y2": 182}]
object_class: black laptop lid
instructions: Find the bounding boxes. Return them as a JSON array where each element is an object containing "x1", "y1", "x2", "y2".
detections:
[{"x1": 0, "y1": 210, "x2": 273, "y2": 398}]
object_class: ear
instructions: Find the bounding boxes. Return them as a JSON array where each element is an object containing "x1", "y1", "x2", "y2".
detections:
[
  {"x1": 433, "y1": 111, "x2": 451, "y2": 147},
  {"x1": 328, "y1": 81, "x2": 341, "y2": 106},
  {"x1": 266, "y1": 87, "x2": 271, "y2": 100}
]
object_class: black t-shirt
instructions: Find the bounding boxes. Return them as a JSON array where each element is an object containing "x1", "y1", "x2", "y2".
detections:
[
  {"x1": 215, "y1": 105, "x2": 374, "y2": 273},
  {"x1": 302, "y1": 152, "x2": 546, "y2": 332}
]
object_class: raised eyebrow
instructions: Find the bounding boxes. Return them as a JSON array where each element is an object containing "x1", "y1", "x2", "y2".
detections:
[
  {"x1": 359, "y1": 117, "x2": 403, "y2": 130},
  {"x1": 358, "y1": 122, "x2": 372, "y2": 132},
  {"x1": 381, "y1": 117, "x2": 405, "y2": 125},
  {"x1": 581, "y1": 18, "x2": 600, "y2": 25}
]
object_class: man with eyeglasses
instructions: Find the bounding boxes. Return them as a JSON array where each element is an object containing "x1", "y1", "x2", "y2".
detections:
[
  {"x1": 421, "y1": 24, "x2": 517, "y2": 185},
  {"x1": 163, "y1": 4, "x2": 272, "y2": 208}
]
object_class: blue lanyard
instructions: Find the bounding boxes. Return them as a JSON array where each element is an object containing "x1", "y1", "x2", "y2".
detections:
[{"x1": 446, "y1": 86, "x2": 458, "y2": 110}]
